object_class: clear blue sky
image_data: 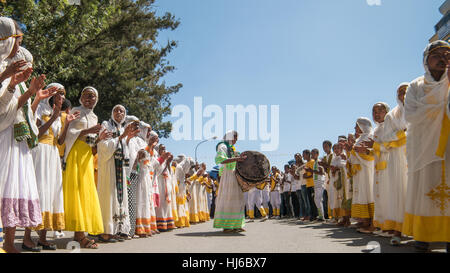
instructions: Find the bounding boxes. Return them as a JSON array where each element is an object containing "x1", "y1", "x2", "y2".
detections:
[{"x1": 151, "y1": 0, "x2": 443, "y2": 170}]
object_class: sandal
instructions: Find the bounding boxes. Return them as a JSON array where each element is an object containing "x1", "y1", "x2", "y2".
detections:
[
  {"x1": 37, "y1": 241, "x2": 57, "y2": 251},
  {"x1": 119, "y1": 233, "x2": 132, "y2": 240},
  {"x1": 77, "y1": 237, "x2": 99, "y2": 249},
  {"x1": 390, "y1": 236, "x2": 401, "y2": 246},
  {"x1": 21, "y1": 243, "x2": 42, "y2": 252},
  {"x1": 235, "y1": 228, "x2": 246, "y2": 233},
  {"x1": 112, "y1": 235, "x2": 125, "y2": 242},
  {"x1": 97, "y1": 235, "x2": 118, "y2": 243},
  {"x1": 223, "y1": 229, "x2": 234, "y2": 233},
  {"x1": 357, "y1": 228, "x2": 374, "y2": 234}
]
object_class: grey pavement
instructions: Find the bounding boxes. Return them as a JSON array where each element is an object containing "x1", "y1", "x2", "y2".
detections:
[{"x1": 10, "y1": 218, "x2": 447, "y2": 253}]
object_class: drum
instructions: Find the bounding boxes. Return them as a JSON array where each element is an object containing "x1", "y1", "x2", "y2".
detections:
[{"x1": 235, "y1": 151, "x2": 271, "y2": 192}]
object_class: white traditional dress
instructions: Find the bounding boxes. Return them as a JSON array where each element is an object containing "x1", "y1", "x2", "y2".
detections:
[
  {"x1": 199, "y1": 178, "x2": 210, "y2": 221},
  {"x1": 135, "y1": 146, "x2": 161, "y2": 235},
  {"x1": 269, "y1": 173, "x2": 282, "y2": 217},
  {"x1": 188, "y1": 174, "x2": 200, "y2": 223},
  {"x1": 349, "y1": 118, "x2": 375, "y2": 220},
  {"x1": 0, "y1": 35, "x2": 42, "y2": 229},
  {"x1": 62, "y1": 87, "x2": 103, "y2": 235},
  {"x1": 32, "y1": 83, "x2": 66, "y2": 231},
  {"x1": 97, "y1": 105, "x2": 132, "y2": 236},
  {"x1": 155, "y1": 160, "x2": 175, "y2": 231},
  {"x1": 0, "y1": 70, "x2": 42, "y2": 229},
  {"x1": 125, "y1": 119, "x2": 148, "y2": 237},
  {"x1": 330, "y1": 154, "x2": 347, "y2": 218},
  {"x1": 213, "y1": 137, "x2": 245, "y2": 230},
  {"x1": 170, "y1": 165, "x2": 179, "y2": 225},
  {"x1": 174, "y1": 156, "x2": 193, "y2": 228},
  {"x1": 372, "y1": 99, "x2": 408, "y2": 232},
  {"x1": 403, "y1": 41, "x2": 450, "y2": 242}
]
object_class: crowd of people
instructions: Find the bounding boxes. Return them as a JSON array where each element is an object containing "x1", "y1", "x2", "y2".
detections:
[
  {"x1": 0, "y1": 15, "x2": 449, "y2": 253},
  {"x1": 0, "y1": 17, "x2": 221, "y2": 253},
  {"x1": 251, "y1": 39, "x2": 449, "y2": 252}
]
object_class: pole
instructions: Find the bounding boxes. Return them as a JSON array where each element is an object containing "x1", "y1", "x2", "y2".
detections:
[{"x1": 194, "y1": 136, "x2": 218, "y2": 163}]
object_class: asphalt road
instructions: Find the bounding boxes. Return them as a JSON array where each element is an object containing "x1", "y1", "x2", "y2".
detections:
[{"x1": 10, "y1": 218, "x2": 447, "y2": 253}]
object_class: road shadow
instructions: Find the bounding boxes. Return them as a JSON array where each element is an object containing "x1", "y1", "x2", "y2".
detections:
[
  {"x1": 297, "y1": 224, "x2": 447, "y2": 253},
  {"x1": 175, "y1": 231, "x2": 245, "y2": 237},
  {"x1": 14, "y1": 237, "x2": 77, "y2": 252}
]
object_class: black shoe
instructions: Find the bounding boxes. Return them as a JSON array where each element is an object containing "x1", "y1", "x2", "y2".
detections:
[
  {"x1": 21, "y1": 243, "x2": 42, "y2": 252},
  {"x1": 97, "y1": 236, "x2": 118, "y2": 243},
  {"x1": 37, "y1": 241, "x2": 57, "y2": 250},
  {"x1": 414, "y1": 241, "x2": 429, "y2": 253}
]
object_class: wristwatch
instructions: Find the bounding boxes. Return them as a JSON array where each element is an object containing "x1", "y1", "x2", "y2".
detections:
[{"x1": 7, "y1": 85, "x2": 15, "y2": 93}]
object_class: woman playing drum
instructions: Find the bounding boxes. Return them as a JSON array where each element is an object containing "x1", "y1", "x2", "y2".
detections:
[{"x1": 213, "y1": 131, "x2": 247, "y2": 233}]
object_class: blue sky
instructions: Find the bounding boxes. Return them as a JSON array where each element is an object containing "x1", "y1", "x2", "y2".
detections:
[{"x1": 151, "y1": 0, "x2": 443, "y2": 170}]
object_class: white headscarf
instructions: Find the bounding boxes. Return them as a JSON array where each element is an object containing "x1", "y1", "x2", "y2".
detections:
[
  {"x1": 64, "y1": 86, "x2": 99, "y2": 162},
  {"x1": 78, "y1": 86, "x2": 99, "y2": 111},
  {"x1": 404, "y1": 40, "x2": 450, "y2": 172},
  {"x1": 374, "y1": 102, "x2": 390, "y2": 117},
  {"x1": 36, "y1": 83, "x2": 65, "y2": 137},
  {"x1": 0, "y1": 17, "x2": 18, "y2": 64},
  {"x1": 223, "y1": 130, "x2": 237, "y2": 143},
  {"x1": 137, "y1": 121, "x2": 151, "y2": 142},
  {"x1": 396, "y1": 82, "x2": 409, "y2": 107},
  {"x1": 125, "y1": 115, "x2": 139, "y2": 125},
  {"x1": 376, "y1": 83, "x2": 409, "y2": 144},
  {"x1": 355, "y1": 117, "x2": 373, "y2": 144},
  {"x1": 110, "y1": 104, "x2": 126, "y2": 131},
  {"x1": 6, "y1": 45, "x2": 32, "y2": 69},
  {"x1": 372, "y1": 101, "x2": 390, "y2": 134},
  {"x1": 3, "y1": 46, "x2": 39, "y2": 136}
]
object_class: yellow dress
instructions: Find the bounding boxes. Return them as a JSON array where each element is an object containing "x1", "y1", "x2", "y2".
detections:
[{"x1": 63, "y1": 139, "x2": 104, "y2": 235}]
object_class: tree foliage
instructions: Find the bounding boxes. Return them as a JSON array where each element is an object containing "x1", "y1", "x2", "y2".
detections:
[{"x1": 0, "y1": 0, "x2": 182, "y2": 137}]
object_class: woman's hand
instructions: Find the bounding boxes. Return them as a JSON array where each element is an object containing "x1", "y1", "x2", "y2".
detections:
[
  {"x1": 236, "y1": 154, "x2": 247, "y2": 162},
  {"x1": 52, "y1": 95, "x2": 63, "y2": 117},
  {"x1": 35, "y1": 86, "x2": 58, "y2": 102},
  {"x1": 354, "y1": 145, "x2": 369, "y2": 154},
  {"x1": 66, "y1": 111, "x2": 81, "y2": 124},
  {"x1": 166, "y1": 153, "x2": 173, "y2": 164},
  {"x1": 88, "y1": 124, "x2": 102, "y2": 135},
  {"x1": 9, "y1": 67, "x2": 33, "y2": 88},
  {"x1": 98, "y1": 129, "x2": 113, "y2": 141},
  {"x1": 362, "y1": 138, "x2": 374, "y2": 148},
  {"x1": 137, "y1": 150, "x2": 147, "y2": 163},
  {"x1": 26, "y1": 74, "x2": 46, "y2": 95},
  {"x1": 1, "y1": 60, "x2": 27, "y2": 81}
]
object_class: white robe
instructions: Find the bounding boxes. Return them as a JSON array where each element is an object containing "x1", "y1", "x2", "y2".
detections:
[
  {"x1": 330, "y1": 154, "x2": 347, "y2": 214},
  {"x1": 349, "y1": 147, "x2": 375, "y2": 219},
  {"x1": 155, "y1": 163, "x2": 175, "y2": 230},
  {"x1": 188, "y1": 175, "x2": 200, "y2": 222},
  {"x1": 32, "y1": 99, "x2": 65, "y2": 231},
  {"x1": 135, "y1": 149, "x2": 161, "y2": 234},
  {"x1": 372, "y1": 104, "x2": 408, "y2": 232},
  {"x1": 97, "y1": 120, "x2": 131, "y2": 235},
  {"x1": 403, "y1": 66, "x2": 450, "y2": 242},
  {"x1": 0, "y1": 80, "x2": 42, "y2": 228},
  {"x1": 213, "y1": 143, "x2": 245, "y2": 229},
  {"x1": 174, "y1": 164, "x2": 189, "y2": 226}
]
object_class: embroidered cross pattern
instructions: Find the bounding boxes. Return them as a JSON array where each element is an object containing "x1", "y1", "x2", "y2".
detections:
[
  {"x1": 426, "y1": 161, "x2": 450, "y2": 216},
  {"x1": 426, "y1": 182, "x2": 450, "y2": 216}
]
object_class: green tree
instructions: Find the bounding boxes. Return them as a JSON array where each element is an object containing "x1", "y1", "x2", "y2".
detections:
[{"x1": 0, "y1": 0, "x2": 182, "y2": 137}]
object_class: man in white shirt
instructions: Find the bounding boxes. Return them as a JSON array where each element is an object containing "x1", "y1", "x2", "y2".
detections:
[{"x1": 282, "y1": 165, "x2": 294, "y2": 218}]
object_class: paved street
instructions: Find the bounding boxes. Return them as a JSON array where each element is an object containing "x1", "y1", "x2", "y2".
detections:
[{"x1": 11, "y1": 218, "x2": 447, "y2": 253}]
